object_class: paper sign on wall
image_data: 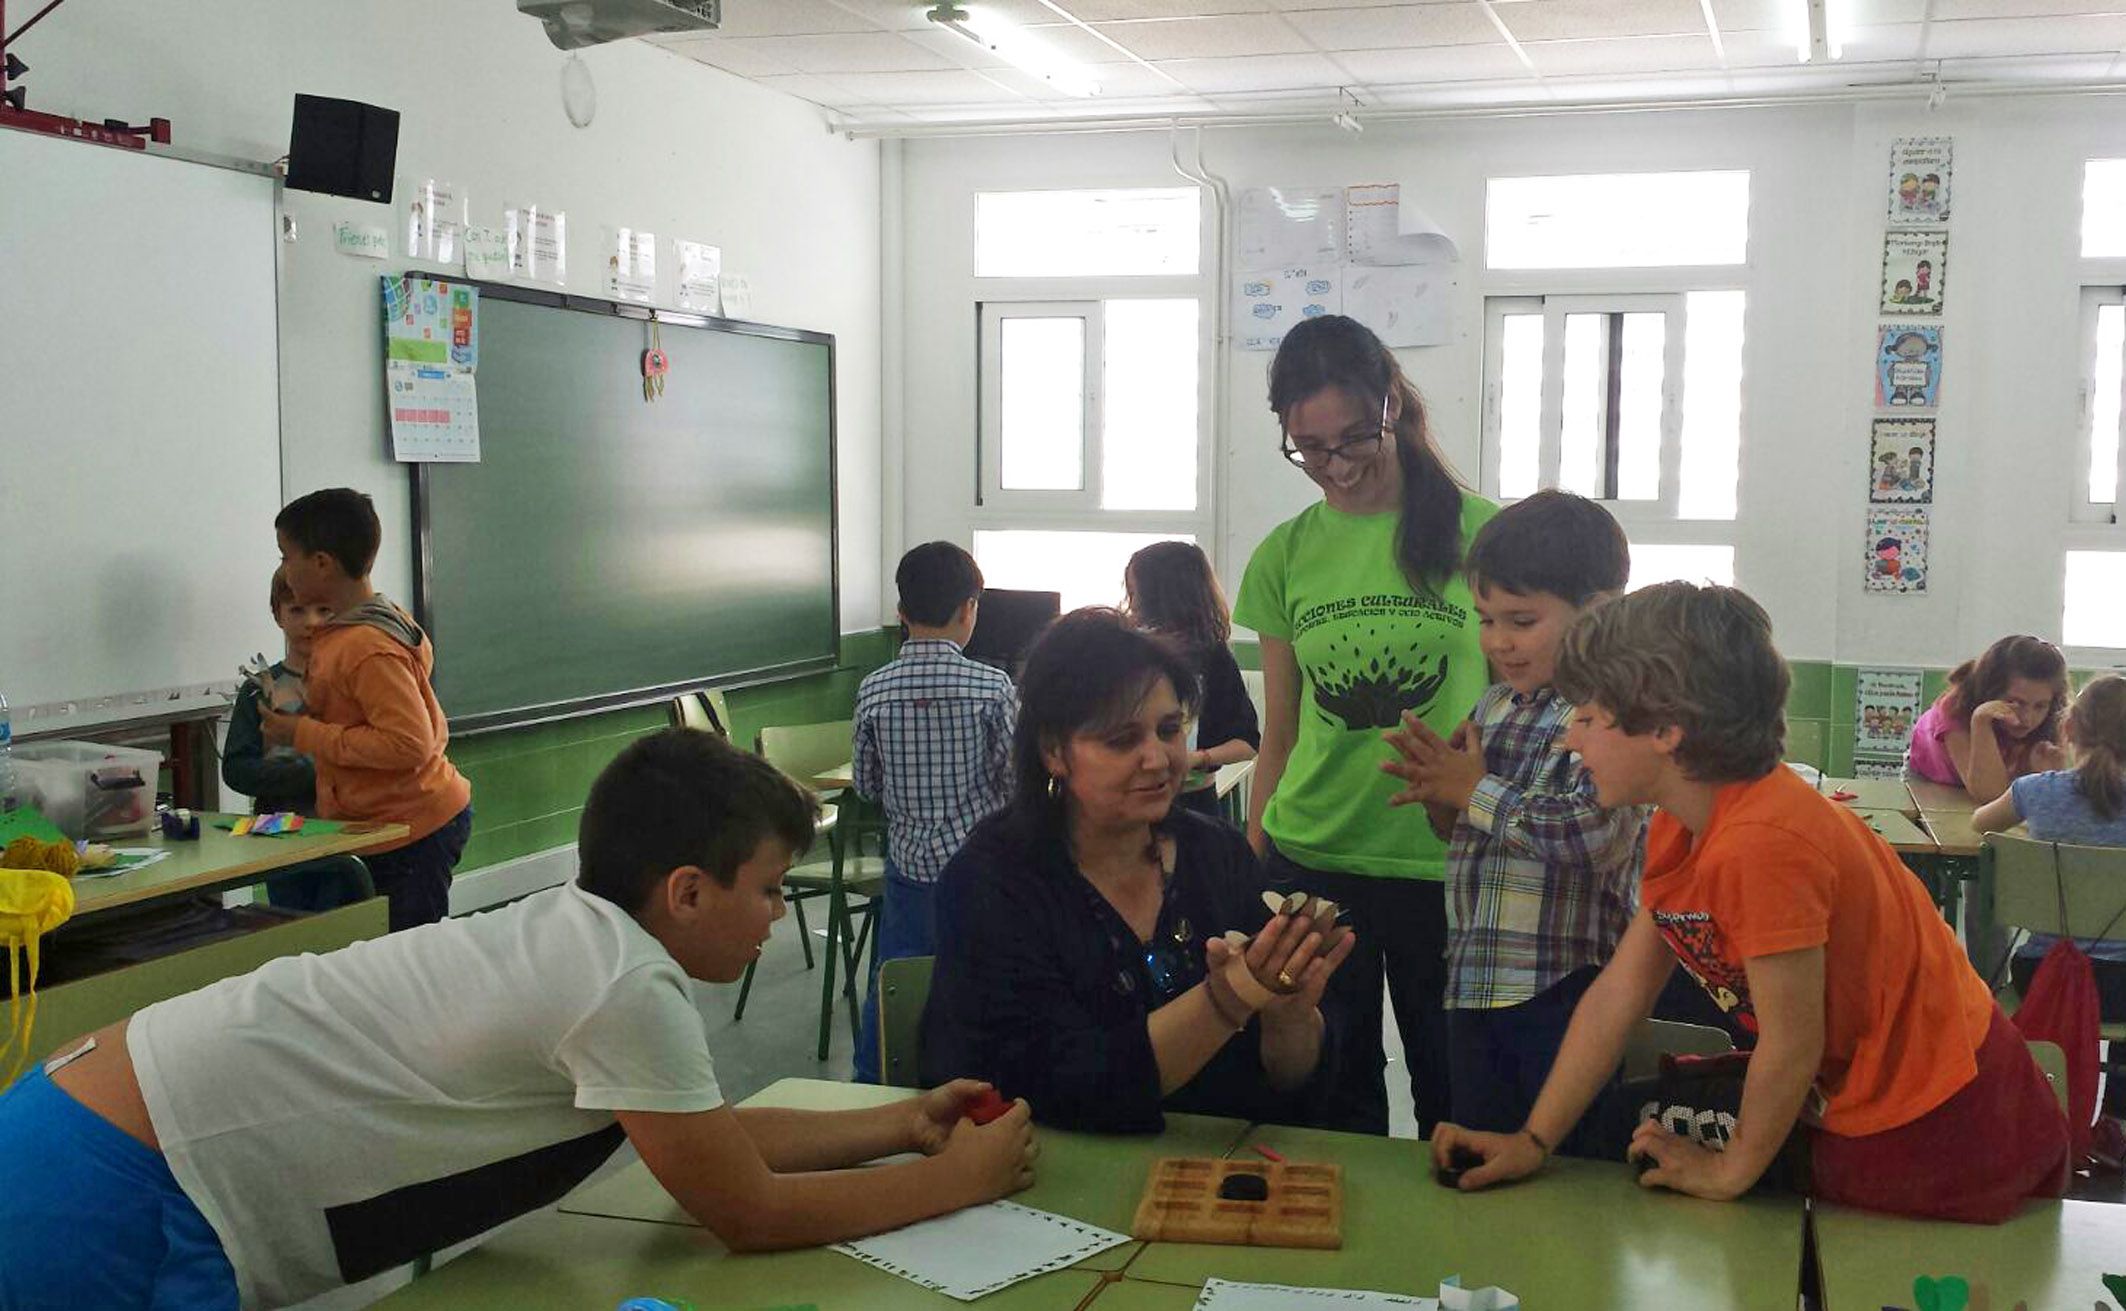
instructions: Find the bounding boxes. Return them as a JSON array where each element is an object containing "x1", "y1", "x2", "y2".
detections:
[
  {"x1": 719, "y1": 273, "x2": 752, "y2": 319},
  {"x1": 1868, "y1": 417, "x2": 1935, "y2": 503},
  {"x1": 1879, "y1": 230, "x2": 1948, "y2": 315},
  {"x1": 1345, "y1": 182, "x2": 1458, "y2": 266},
  {"x1": 463, "y1": 225, "x2": 507, "y2": 280},
  {"x1": 506, "y1": 205, "x2": 567, "y2": 286},
  {"x1": 1854, "y1": 668, "x2": 1924, "y2": 762},
  {"x1": 1887, "y1": 137, "x2": 1952, "y2": 226},
  {"x1": 333, "y1": 222, "x2": 388, "y2": 260},
  {"x1": 381, "y1": 274, "x2": 480, "y2": 463},
  {"x1": 676, "y1": 238, "x2": 722, "y2": 314},
  {"x1": 1237, "y1": 187, "x2": 1344, "y2": 268},
  {"x1": 1865, "y1": 507, "x2": 1929, "y2": 593},
  {"x1": 605, "y1": 226, "x2": 656, "y2": 303},
  {"x1": 1875, "y1": 325, "x2": 1943, "y2": 409},
  {"x1": 406, "y1": 179, "x2": 464, "y2": 265},
  {"x1": 1345, "y1": 263, "x2": 1452, "y2": 348},
  {"x1": 1233, "y1": 266, "x2": 1341, "y2": 351}
]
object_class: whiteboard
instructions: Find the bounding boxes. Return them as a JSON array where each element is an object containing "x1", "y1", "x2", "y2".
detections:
[{"x1": 0, "y1": 127, "x2": 283, "y2": 712}]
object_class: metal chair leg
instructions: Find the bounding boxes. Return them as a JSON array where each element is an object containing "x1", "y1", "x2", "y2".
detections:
[
  {"x1": 793, "y1": 898, "x2": 815, "y2": 969},
  {"x1": 733, "y1": 957, "x2": 757, "y2": 1020}
]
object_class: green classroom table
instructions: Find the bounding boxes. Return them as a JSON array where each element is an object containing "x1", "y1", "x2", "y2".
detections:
[
  {"x1": 1852, "y1": 807, "x2": 1936, "y2": 855},
  {"x1": 1813, "y1": 1198, "x2": 2126, "y2": 1311},
  {"x1": 1817, "y1": 775, "x2": 1917, "y2": 813},
  {"x1": 64, "y1": 814, "x2": 409, "y2": 917},
  {"x1": 1123, "y1": 1123, "x2": 1806, "y2": 1310},
  {"x1": 561, "y1": 1078, "x2": 1254, "y2": 1274}
]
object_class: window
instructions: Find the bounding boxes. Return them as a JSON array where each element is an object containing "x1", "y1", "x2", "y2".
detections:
[
  {"x1": 971, "y1": 186, "x2": 1208, "y2": 606},
  {"x1": 1628, "y1": 543, "x2": 1736, "y2": 592},
  {"x1": 975, "y1": 188, "x2": 1200, "y2": 278},
  {"x1": 2079, "y1": 287, "x2": 2124, "y2": 518},
  {"x1": 1485, "y1": 172, "x2": 1750, "y2": 270},
  {"x1": 2064, "y1": 551, "x2": 2126, "y2": 648},
  {"x1": 1482, "y1": 291, "x2": 1742, "y2": 519},
  {"x1": 973, "y1": 530, "x2": 1192, "y2": 613},
  {"x1": 2082, "y1": 161, "x2": 2126, "y2": 259}
]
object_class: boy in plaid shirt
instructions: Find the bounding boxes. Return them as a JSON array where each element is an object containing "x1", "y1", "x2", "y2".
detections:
[{"x1": 1384, "y1": 491, "x2": 1643, "y2": 1153}]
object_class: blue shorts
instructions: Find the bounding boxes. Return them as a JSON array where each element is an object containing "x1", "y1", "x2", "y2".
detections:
[{"x1": 0, "y1": 1065, "x2": 238, "y2": 1310}]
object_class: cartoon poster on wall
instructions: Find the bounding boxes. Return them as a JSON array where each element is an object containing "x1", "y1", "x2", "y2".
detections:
[
  {"x1": 1880, "y1": 231, "x2": 1948, "y2": 315},
  {"x1": 1876, "y1": 325, "x2": 1943, "y2": 408},
  {"x1": 1865, "y1": 508, "x2": 1930, "y2": 593},
  {"x1": 604, "y1": 226, "x2": 656, "y2": 303},
  {"x1": 1886, "y1": 137, "x2": 1952, "y2": 226},
  {"x1": 1854, "y1": 668, "x2": 1924, "y2": 760},
  {"x1": 1233, "y1": 266, "x2": 1342, "y2": 351},
  {"x1": 1868, "y1": 417, "x2": 1934, "y2": 503}
]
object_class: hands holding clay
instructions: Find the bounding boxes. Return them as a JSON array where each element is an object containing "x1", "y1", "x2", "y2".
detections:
[{"x1": 1204, "y1": 890, "x2": 1357, "y2": 1022}]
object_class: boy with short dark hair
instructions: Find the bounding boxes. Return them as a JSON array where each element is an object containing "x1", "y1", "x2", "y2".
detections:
[
  {"x1": 1384, "y1": 491, "x2": 1643, "y2": 1150},
  {"x1": 0, "y1": 729, "x2": 1035, "y2": 1309},
  {"x1": 850, "y1": 541, "x2": 1017, "y2": 1082},
  {"x1": 1431, "y1": 582, "x2": 2069, "y2": 1224},
  {"x1": 263, "y1": 488, "x2": 471, "y2": 930}
]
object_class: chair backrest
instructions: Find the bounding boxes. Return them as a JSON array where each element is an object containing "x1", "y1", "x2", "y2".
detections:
[
  {"x1": 1983, "y1": 833, "x2": 2126, "y2": 939},
  {"x1": 668, "y1": 690, "x2": 733, "y2": 738},
  {"x1": 1621, "y1": 1018, "x2": 1735, "y2": 1081},
  {"x1": 1239, "y1": 668, "x2": 1267, "y2": 732},
  {"x1": 758, "y1": 721, "x2": 856, "y2": 786},
  {"x1": 2026, "y1": 1039, "x2": 2070, "y2": 1116},
  {"x1": 878, "y1": 954, "x2": 936, "y2": 1089}
]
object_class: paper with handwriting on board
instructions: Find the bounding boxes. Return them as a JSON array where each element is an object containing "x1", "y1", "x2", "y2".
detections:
[
  {"x1": 832, "y1": 1201, "x2": 1127, "y2": 1301},
  {"x1": 1194, "y1": 1277, "x2": 1437, "y2": 1310}
]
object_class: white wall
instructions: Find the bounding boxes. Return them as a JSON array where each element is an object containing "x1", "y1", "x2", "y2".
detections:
[
  {"x1": 897, "y1": 93, "x2": 2126, "y2": 668},
  {"x1": 24, "y1": 0, "x2": 886, "y2": 632}
]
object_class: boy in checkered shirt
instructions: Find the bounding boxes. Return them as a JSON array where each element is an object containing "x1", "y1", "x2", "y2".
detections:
[
  {"x1": 851, "y1": 542, "x2": 1017, "y2": 1082},
  {"x1": 1382, "y1": 491, "x2": 1644, "y2": 1153}
]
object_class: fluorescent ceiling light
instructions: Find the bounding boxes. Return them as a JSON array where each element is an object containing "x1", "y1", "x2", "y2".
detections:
[
  {"x1": 1793, "y1": 0, "x2": 1844, "y2": 63},
  {"x1": 927, "y1": 3, "x2": 1101, "y2": 98}
]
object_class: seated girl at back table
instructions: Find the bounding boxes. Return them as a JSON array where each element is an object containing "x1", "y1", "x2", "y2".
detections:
[{"x1": 1907, "y1": 635, "x2": 2069, "y2": 803}]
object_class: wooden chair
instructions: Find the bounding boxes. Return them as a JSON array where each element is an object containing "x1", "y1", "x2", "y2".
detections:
[
  {"x1": 877, "y1": 954, "x2": 936, "y2": 1090},
  {"x1": 748, "y1": 721, "x2": 885, "y2": 1060},
  {"x1": 1979, "y1": 833, "x2": 2126, "y2": 1047},
  {"x1": 1620, "y1": 1018, "x2": 1735, "y2": 1081}
]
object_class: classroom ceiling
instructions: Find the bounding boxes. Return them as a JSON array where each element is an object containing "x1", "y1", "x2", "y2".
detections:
[{"x1": 646, "y1": 0, "x2": 2126, "y2": 131}]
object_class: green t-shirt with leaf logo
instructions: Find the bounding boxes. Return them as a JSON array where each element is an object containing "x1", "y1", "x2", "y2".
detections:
[{"x1": 1234, "y1": 494, "x2": 1497, "y2": 880}]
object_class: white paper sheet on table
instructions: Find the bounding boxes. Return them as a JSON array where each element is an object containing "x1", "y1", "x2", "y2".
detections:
[
  {"x1": 75, "y1": 848, "x2": 170, "y2": 880},
  {"x1": 832, "y1": 1200, "x2": 1127, "y2": 1301},
  {"x1": 1194, "y1": 1277, "x2": 1437, "y2": 1310}
]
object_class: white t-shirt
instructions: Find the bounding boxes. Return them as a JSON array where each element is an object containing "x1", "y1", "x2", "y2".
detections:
[{"x1": 129, "y1": 882, "x2": 723, "y2": 1310}]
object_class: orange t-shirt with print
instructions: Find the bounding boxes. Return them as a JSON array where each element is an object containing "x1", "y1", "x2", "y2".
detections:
[{"x1": 1641, "y1": 765, "x2": 1996, "y2": 1138}]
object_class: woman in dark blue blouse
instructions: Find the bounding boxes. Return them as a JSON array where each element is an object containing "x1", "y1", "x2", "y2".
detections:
[{"x1": 919, "y1": 609, "x2": 1354, "y2": 1133}]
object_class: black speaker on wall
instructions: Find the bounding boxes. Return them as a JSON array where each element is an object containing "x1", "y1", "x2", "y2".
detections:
[{"x1": 286, "y1": 94, "x2": 399, "y2": 204}]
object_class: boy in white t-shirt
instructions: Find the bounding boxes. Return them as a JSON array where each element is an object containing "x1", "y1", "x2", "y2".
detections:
[{"x1": 0, "y1": 729, "x2": 1036, "y2": 1310}]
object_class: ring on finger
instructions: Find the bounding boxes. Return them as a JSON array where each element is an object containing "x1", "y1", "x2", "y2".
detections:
[{"x1": 1277, "y1": 970, "x2": 1296, "y2": 990}]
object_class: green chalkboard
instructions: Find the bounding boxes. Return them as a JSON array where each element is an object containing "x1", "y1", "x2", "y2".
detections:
[{"x1": 412, "y1": 286, "x2": 838, "y2": 732}]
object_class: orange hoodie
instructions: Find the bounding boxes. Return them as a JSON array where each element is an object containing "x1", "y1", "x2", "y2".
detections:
[{"x1": 292, "y1": 597, "x2": 470, "y2": 851}]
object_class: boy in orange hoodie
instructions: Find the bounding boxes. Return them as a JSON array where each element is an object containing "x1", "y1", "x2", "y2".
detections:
[{"x1": 262, "y1": 488, "x2": 473, "y2": 930}]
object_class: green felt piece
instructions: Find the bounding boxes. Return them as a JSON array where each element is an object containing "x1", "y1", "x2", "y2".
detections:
[{"x1": 0, "y1": 807, "x2": 68, "y2": 846}]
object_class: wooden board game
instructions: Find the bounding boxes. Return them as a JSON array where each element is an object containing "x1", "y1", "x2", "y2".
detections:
[{"x1": 1130, "y1": 1157, "x2": 1344, "y2": 1250}]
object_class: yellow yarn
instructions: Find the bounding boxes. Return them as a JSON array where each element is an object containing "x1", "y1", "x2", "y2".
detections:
[
  {"x1": 1, "y1": 836, "x2": 78, "y2": 880},
  {"x1": 0, "y1": 868, "x2": 75, "y2": 1082}
]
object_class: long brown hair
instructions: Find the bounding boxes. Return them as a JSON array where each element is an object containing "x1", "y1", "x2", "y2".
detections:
[
  {"x1": 1268, "y1": 315, "x2": 1468, "y2": 597},
  {"x1": 1124, "y1": 541, "x2": 1231, "y2": 652},
  {"x1": 2070, "y1": 674, "x2": 2126, "y2": 821},
  {"x1": 1942, "y1": 635, "x2": 2069, "y2": 754}
]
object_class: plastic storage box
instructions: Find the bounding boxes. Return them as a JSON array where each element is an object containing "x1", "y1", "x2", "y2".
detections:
[{"x1": 13, "y1": 740, "x2": 162, "y2": 839}]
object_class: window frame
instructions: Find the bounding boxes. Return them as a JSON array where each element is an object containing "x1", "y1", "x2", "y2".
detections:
[
  {"x1": 1480, "y1": 292, "x2": 1689, "y2": 519},
  {"x1": 2075, "y1": 284, "x2": 2124, "y2": 526},
  {"x1": 978, "y1": 299, "x2": 1102, "y2": 511}
]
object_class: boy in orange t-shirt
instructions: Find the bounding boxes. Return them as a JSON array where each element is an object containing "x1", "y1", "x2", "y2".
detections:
[
  {"x1": 1432, "y1": 583, "x2": 2067, "y2": 1223},
  {"x1": 262, "y1": 488, "x2": 473, "y2": 931}
]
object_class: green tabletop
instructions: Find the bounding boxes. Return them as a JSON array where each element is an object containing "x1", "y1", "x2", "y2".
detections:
[
  {"x1": 1819, "y1": 776, "x2": 1917, "y2": 813},
  {"x1": 69, "y1": 813, "x2": 408, "y2": 917},
  {"x1": 1125, "y1": 1125, "x2": 1804, "y2": 1309},
  {"x1": 1853, "y1": 807, "x2": 1936, "y2": 854},
  {"x1": 1814, "y1": 1198, "x2": 2126, "y2": 1311},
  {"x1": 561, "y1": 1077, "x2": 1252, "y2": 1274},
  {"x1": 372, "y1": 1205, "x2": 1110, "y2": 1310},
  {"x1": 1906, "y1": 778, "x2": 1976, "y2": 815},
  {"x1": 1920, "y1": 808, "x2": 1985, "y2": 858}
]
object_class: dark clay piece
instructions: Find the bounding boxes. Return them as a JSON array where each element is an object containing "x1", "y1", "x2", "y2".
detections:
[
  {"x1": 1434, "y1": 1145, "x2": 1486, "y2": 1189},
  {"x1": 1218, "y1": 1172, "x2": 1271, "y2": 1202}
]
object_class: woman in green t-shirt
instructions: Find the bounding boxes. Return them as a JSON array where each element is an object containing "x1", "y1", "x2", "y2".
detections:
[{"x1": 1234, "y1": 314, "x2": 1495, "y2": 1136}]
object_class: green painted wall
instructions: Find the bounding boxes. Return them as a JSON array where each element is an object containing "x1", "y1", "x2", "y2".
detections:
[{"x1": 453, "y1": 628, "x2": 898, "y2": 872}]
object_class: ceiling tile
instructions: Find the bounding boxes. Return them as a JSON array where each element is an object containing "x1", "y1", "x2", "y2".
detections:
[
  {"x1": 1092, "y1": 14, "x2": 1315, "y2": 58},
  {"x1": 748, "y1": 72, "x2": 876, "y2": 109},
  {"x1": 1706, "y1": 0, "x2": 1790, "y2": 33},
  {"x1": 823, "y1": 0, "x2": 1063, "y2": 27},
  {"x1": 1052, "y1": 0, "x2": 1276, "y2": 17},
  {"x1": 653, "y1": 35, "x2": 802, "y2": 76},
  {"x1": 1847, "y1": 0, "x2": 1930, "y2": 21},
  {"x1": 1930, "y1": 0, "x2": 2126, "y2": 16},
  {"x1": 731, "y1": 31, "x2": 960, "y2": 72},
  {"x1": 1841, "y1": 22, "x2": 1924, "y2": 59},
  {"x1": 822, "y1": 67, "x2": 1043, "y2": 102},
  {"x1": 1497, "y1": 0, "x2": 1710, "y2": 41},
  {"x1": 1924, "y1": 13, "x2": 2126, "y2": 54},
  {"x1": 1332, "y1": 43, "x2": 1533, "y2": 83},
  {"x1": 708, "y1": 0, "x2": 887, "y2": 36},
  {"x1": 1523, "y1": 32, "x2": 1723, "y2": 73},
  {"x1": 900, "y1": 21, "x2": 1119, "y2": 69},
  {"x1": 1077, "y1": 60, "x2": 1202, "y2": 93},
  {"x1": 1282, "y1": 5, "x2": 1504, "y2": 49},
  {"x1": 1720, "y1": 27, "x2": 1807, "y2": 65},
  {"x1": 1152, "y1": 49, "x2": 1351, "y2": 90}
]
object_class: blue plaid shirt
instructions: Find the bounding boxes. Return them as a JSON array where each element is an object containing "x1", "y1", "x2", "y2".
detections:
[
  {"x1": 853, "y1": 639, "x2": 1018, "y2": 882},
  {"x1": 1444, "y1": 684, "x2": 1647, "y2": 1009}
]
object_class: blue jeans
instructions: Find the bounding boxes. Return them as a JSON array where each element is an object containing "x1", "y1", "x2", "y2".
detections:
[
  {"x1": 853, "y1": 861, "x2": 937, "y2": 1084},
  {"x1": 367, "y1": 806, "x2": 472, "y2": 932},
  {"x1": 1447, "y1": 964, "x2": 1619, "y2": 1158}
]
